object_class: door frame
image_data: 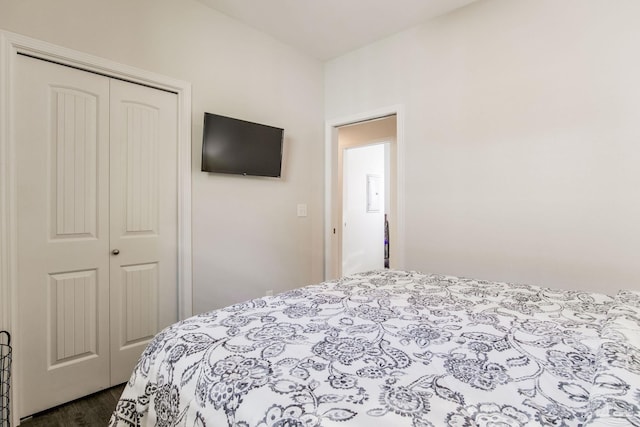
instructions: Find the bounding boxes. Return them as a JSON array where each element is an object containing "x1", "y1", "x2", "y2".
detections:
[
  {"x1": 324, "y1": 105, "x2": 405, "y2": 280},
  {"x1": 0, "y1": 30, "x2": 193, "y2": 425}
]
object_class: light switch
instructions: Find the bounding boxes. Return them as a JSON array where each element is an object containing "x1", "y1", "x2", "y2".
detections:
[{"x1": 297, "y1": 204, "x2": 308, "y2": 217}]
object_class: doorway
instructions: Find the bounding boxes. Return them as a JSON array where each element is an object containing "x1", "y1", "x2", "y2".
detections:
[
  {"x1": 325, "y1": 109, "x2": 403, "y2": 280},
  {"x1": 342, "y1": 143, "x2": 388, "y2": 275}
]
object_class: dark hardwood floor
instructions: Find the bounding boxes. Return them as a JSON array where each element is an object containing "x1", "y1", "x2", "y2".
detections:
[{"x1": 20, "y1": 384, "x2": 126, "y2": 427}]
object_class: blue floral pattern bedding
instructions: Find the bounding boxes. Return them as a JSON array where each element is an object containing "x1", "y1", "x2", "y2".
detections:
[{"x1": 109, "y1": 270, "x2": 640, "y2": 426}]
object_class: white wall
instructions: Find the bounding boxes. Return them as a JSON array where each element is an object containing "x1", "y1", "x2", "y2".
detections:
[
  {"x1": 342, "y1": 144, "x2": 386, "y2": 275},
  {"x1": 0, "y1": 0, "x2": 325, "y2": 313},
  {"x1": 326, "y1": 0, "x2": 640, "y2": 293}
]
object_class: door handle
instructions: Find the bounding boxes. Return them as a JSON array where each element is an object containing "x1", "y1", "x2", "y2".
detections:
[{"x1": 112, "y1": 249, "x2": 120, "y2": 255}]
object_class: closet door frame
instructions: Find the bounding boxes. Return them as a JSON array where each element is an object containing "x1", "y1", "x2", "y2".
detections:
[{"x1": 0, "y1": 30, "x2": 193, "y2": 426}]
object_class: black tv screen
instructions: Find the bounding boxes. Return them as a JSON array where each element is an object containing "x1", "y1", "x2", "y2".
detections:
[{"x1": 201, "y1": 113, "x2": 284, "y2": 178}]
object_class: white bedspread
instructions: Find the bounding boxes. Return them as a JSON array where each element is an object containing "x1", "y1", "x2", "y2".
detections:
[{"x1": 110, "y1": 270, "x2": 640, "y2": 426}]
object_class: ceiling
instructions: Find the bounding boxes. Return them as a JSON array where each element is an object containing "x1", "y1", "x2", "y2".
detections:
[{"x1": 197, "y1": 0, "x2": 477, "y2": 61}]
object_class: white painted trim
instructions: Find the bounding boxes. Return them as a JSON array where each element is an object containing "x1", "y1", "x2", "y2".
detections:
[
  {"x1": 324, "y1": 105, "x2": 406, "y2": 280},
  {"x1": 0, "y1": 30, "x2": 193, "y2": 425}
]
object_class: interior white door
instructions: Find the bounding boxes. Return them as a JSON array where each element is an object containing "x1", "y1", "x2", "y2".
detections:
[
  {"x1": 15, "y1": 54, "x2": 179, "y2": 416},
  {"x1": 109, "y1": 79, "x2": 178, "y2": 384},
  {"x1": 15, "y1": 55, "x2": 111, "y2": 416}
]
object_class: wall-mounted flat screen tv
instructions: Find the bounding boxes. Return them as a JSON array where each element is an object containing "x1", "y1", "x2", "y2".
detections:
[{"x1": 201, "y1": 112, "x2": 284, "y2": 178}]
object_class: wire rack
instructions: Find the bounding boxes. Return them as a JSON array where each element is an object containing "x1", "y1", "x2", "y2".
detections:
[{"x1": 0, "y1": 331, "x2": 11, "y2": 427}]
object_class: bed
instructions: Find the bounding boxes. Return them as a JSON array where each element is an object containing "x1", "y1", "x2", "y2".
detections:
[{"x1": 109, "y1": 270, "x2": 640, "y2": 426}]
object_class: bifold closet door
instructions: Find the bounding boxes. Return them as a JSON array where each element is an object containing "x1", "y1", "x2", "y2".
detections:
[
  {"x1": 15, "y1": 54, "x2": 179, "y2": 417},
  {"x1": 108, "y1": 79, "x2": 178, "y2": 384},
  {"x1": 15, "y1": 55, "x2": 111, "y2": 416}
]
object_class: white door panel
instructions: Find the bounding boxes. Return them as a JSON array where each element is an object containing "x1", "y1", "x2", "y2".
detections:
[
  {"x1": 109, "y1": 79, "x2": 178, "y2": 384},
  {"x1": 16, "y1": 55, "x2": 111, "y2": 416}
]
